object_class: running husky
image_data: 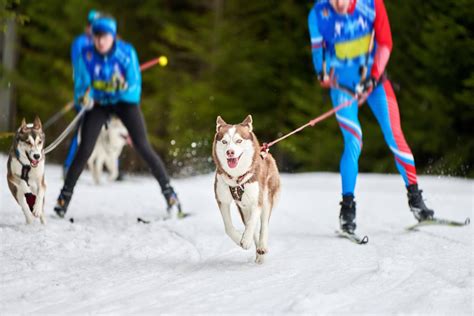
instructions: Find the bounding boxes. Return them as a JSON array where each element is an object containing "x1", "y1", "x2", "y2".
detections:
[
  {"x1": 7, "y1": 117, "x2": 47, "y2": 224},
  {"x1": 87, "y1": 116, "x2": 130, "y2": 184},
  {"x1": 213, "y1": 115, "x2": 280, "y2": 264}
]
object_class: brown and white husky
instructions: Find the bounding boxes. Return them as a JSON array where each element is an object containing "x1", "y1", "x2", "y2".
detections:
[
  {"x1": 212, "y1": 115, "x2": 280, "y2": 264},
  {"x1": 7, "y1": 117, "x2": 47, "y2": 224}
]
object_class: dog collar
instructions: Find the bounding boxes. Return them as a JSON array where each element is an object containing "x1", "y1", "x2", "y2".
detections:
[{"x1": 226, "y1": 170, "x2": 253, "y2": 186}]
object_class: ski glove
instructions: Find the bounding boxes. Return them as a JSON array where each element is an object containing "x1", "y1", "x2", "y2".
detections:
[
  {"x1": 317, "y1": 72, "x2": 336, "y2": 89},
  {"x1": 79, "y1": 93, "x2": 94, "y2": 111},
  {"x1": 355, "y1": 76, "x2": 377, "y2": 97}
]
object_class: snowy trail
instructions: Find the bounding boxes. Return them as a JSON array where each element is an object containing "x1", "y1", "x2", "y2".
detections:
[{"x1": 1, "y1": 155, "x2": 472, "y2": 314}]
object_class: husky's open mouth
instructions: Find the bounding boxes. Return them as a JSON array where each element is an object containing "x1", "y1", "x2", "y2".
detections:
[
  {"x1": 226, "y1": 154, "x2": 242, "y2": 169},
  {"x1": 26, "y1": 152, "x2": 40, "y2": 168}
]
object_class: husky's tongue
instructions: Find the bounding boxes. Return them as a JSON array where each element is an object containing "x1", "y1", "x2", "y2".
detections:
[{"x1": 227, "y1": 158, "x2": 239, "y2": 168}]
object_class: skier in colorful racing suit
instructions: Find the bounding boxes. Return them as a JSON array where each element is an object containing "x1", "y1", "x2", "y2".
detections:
[
  {"x1": 308, "y1": 0, "x2": 434, "y2": 233},
  {"x1": 54, "y1": 15, "x2": 181, "y2": 218}
]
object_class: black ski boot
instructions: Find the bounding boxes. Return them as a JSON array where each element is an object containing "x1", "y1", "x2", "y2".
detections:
[
  {"x1": 340, "y1": 194, "x2": 356, "y2": 234},
  {"x1": 162, "y1": 184, "x2": 184, "y2": 218},
  {"x1": 54, "y1": 187, "x2": 73, "y2": 218},
  {"x1": 407, "y1": 184, "x2": 434, "y2": 222}
]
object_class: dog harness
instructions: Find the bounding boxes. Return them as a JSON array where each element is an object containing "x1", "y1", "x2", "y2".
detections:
[
  {"x1": 227, "y1": 171, "x2": 253, "y2": 202},
  {"x1": 14, "y1": 149, "x2": 37, "y2": 211},
  {"x1": 15, "y1": 149, "x2": 31, "y2": 185},
  {"x1": 229, "y1": 185, "x2": 245, "y2": 202}
]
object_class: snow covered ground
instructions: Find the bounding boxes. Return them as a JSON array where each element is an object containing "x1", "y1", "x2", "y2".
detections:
[{"x1": 1, "y1": 154, "x2": 472, "y2": 314}]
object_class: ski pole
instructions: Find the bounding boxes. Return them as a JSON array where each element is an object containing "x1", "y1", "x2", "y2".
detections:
[{"x1": 140, "y1": 55, "x2": 168, "y2": 71}]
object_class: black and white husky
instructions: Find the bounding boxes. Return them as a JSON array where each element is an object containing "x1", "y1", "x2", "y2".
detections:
[{"x1": 7, "y1": 117, "x2": 47, "y2": 224}]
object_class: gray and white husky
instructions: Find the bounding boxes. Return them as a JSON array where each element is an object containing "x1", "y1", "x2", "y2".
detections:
[
  {"x1": 7, "y1": 117, "x2": 47, "y2": 224},
  {"x1": 213, "y1": 115, "x2": 280, "y2": 264}
]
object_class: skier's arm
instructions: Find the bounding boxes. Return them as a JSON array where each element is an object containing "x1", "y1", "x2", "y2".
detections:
[
  {"x1": 371, "y1": 0, "x2": 393, "y2": 80},
  {"x1": 71, "y1": 37, "x2": 84, "y2": 110},
  {"x1": 308, "y1": 8, "x2": 324, "y2": 76},
  {"x1": 73, "y1": 51, "x2": 92, "y2": 105},
  {"x1": 121, "y1": 46, "x2": 142, "y2": 104}
]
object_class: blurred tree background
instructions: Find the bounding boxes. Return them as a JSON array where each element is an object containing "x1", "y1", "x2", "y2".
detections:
[{"x1": 1, "y1": 0, "x2": 473, "y2": 177}]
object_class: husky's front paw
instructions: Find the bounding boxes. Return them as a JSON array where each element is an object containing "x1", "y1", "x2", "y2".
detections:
[
  {"x1": 32, "y1": 203, "x2": 43, "y2": 217},
  {"x1": 255, "y1": 254, "x2": 265, "y2": 264},
  {"x1": 32, "y1": 208, "x2": 42, "y2": 217},
  {"x1": 25, "y1": 216, "x2": 33, "y2": 225},
  {"x1": 240, "y1": 234, "x2": 253, "y2": 250},
  {"x1": 256, "y1": 247, "x2": 267, "y2": 255},
  {"x1": 40, "y1": 213, "x2": 47, "y2": 225}
]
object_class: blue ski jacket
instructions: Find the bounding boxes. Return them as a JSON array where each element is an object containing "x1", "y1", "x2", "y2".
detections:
[{"x1": 74, "y1": 39, "x2": 141, "y2": 106}]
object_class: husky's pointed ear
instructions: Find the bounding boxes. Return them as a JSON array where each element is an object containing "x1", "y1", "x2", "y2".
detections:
[
  {"x1": 216, "y1": 116, "x2": 227, "y2": 132},
  {"x1": 33, "y1": 115, "x2": 42, "y2": 130},
  {"x1": 20, "y1": 118, "x2": 27, "y2": 130},
  {"x1": 241, "y1": 115, "x2": 253, "y2": 132}
]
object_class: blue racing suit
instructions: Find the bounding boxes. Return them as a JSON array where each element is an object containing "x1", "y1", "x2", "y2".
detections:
[{"x1": 308, "y1": 0, "x2": 418, "y2": 196}]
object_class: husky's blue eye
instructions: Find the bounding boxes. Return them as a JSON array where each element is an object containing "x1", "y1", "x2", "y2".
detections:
[{"x1": 236, "y1": 139, "x2": 243, "y2": 144}]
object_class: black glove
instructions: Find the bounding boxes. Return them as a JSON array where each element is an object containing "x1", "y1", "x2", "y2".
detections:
[{"x1": 355, "y1": 76, "x2": 377, "y2": 96}]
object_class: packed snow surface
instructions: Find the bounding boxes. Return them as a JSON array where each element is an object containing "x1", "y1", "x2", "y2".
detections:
[{"x1": 1, "y1": 155, "x2": 472, "y2": 314}]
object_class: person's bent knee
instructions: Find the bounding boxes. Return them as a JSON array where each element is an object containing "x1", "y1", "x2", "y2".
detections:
[{"x1": 343, "y1": 138, "x2": 362, "y2": 157}]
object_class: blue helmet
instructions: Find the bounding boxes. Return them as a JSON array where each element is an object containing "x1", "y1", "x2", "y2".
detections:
[
  {"x1": 92, "y1": 16, "x2": 117, "y2": 37},
  {"x1": 87, "y1": 10, "x2": 100, "y2": 25}
]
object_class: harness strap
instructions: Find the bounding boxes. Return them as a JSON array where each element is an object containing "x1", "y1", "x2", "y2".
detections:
[
  {"x1": 21, "y1": 165, "x2": 31, "y2": 185},
  {"x1": 229, "y1": 185, "x2": 245, "y2": 201},
  {"x1": 15, "y1": 149, "x2": 32, "y2": 185}
]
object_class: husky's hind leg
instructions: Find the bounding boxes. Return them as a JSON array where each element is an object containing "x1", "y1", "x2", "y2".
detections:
[{"x1": 255, "y1": 204, "x2": 270, "y2": 264}]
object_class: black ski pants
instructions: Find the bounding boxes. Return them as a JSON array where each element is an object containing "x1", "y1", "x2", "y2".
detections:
[{"x1": 64, "y1": 103, "x2": 170, "y2": 192}]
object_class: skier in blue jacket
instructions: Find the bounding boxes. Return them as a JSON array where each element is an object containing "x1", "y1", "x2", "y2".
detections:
[
  {"x1": 54, "y1": 16, "x2": 181, "y2": 218},
  {"x1": 308, "y1": 0, "x2": 434, "y2": 234},
  {"x1": 63, "y1": 10, "x2": 100, "y2": 177}
]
